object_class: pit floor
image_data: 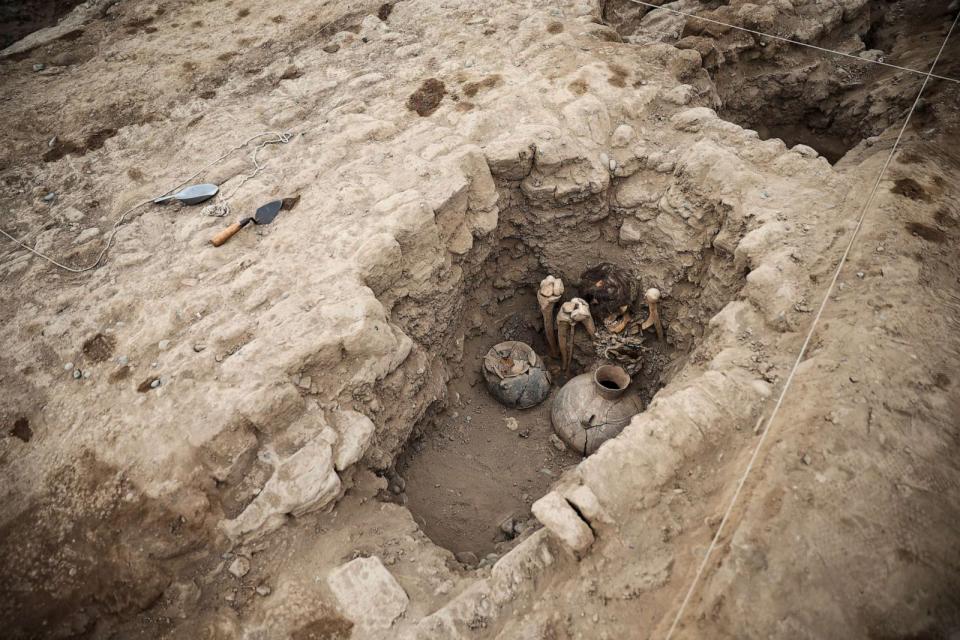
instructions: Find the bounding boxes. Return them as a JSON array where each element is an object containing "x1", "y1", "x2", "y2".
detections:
[{"x1": 398, "y1": 292, "x2": 587, "y2": 557}]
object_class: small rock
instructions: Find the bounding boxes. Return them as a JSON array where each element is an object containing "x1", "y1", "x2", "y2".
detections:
[
  {"x1": 158, "y1": 339, "x2": 171, "y2": 351},
  {"x1": 323, "y1": 43, "x2": 340, "y2": 53},
  {"x1": 298, "y1": 375, "x2": 312, "y2": 390},
  {"x1": 228, "y1": 556, "x2": 250, "y2": 578},
  {"x1": 801, "y1": 453, "x2": 812, "y2": 466},
  {"x1": 859, "y1": 49, "x2": 884, "y2": 62},
  {"x1": 540, "y1": 468, "x2": 554, "y2": 477},
  {"x1": 43, "y1": 192, "x2": 56, "y2": 203},
  {"x1": 83, "y1": 371, "x2": 91, "y2": 379},
  {"x1": 255, "y1": 584, "x2": 272, "y2": 596},
  {"x1": 72, "y1": 369, "x2": 82, "y2": 379},
  {"x1": 192, "y1": 344, "x2": 206, "y2": 353},
  {"x1": 224, "y1": 592, "x2": 235, "y2": 602},
  {"x1": 455, "y1": 551, "x2": 478, "y2": 565},
  {"x1": 504, "y1": 417, "x2": 519, "y2": 431},
  {"x1": 499, "y1": 517, "x2": 515, "y2": 535},
  {"x1": 33, "y1": 63, "x2": 45, "y2": 71},
  {"x1": 64, "y1": 362, "x2": 74, "y2": 371},
  {"x1": 150, "y1": 379, "x2": 161, "y2": 389},
  {"x1": 856, "y1": 272, "x2": 865, "y2": 279},
  {"x1": 116, "y1": 355, "x2": 129, "y2": 366},
  {"x1": 327, "y1": 557, "x2": 409, "y2": 631},
  {"x1": 73, "y1": 227, "x2": 100, "y2": 245},
  {"x1": 549, "y1": 434, "x2": 566, "y2": 452}
]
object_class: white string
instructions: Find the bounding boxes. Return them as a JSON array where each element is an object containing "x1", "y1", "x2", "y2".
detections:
[
  {"x1": 0, "y1": 131, "x2": 293, "y2": 273},
  {"x1": 625, "y1": 0, "x2": 960, "y2": 85},
  {"x1": 663, "y1": 11, "x2": 958, "y2": 639}
]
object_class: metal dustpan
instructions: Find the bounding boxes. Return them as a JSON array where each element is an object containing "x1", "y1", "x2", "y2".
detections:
[{"x1": 153, "y1": 183, "x2": 219, "y2": 205}]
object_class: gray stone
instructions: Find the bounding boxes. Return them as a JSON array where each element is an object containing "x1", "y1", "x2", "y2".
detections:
[
  {"x1": 150, "y1": 379, "x2": 161, "y2": 388},
  {"x1": 549, "y1": 434, "x2": 566, "y2": 452},
  {"x1": 228, "y1": 556, "x2": 250, "y2": 578},
  {"x1": 158, "y1": 339, "x2": 171, "y2": 350},
  {"x1": 330, "y1": 409, "x2": 375, "y2": 471},
  {"x1": 221, "y1": 435, "x2": 341, "y2": 540},
  {"x1": 327, "y1": 557, "x2": 408, "y2": 631},
  {"x1": 619, "y1": 218, "x2": 643, "y2": 244},
  {"x1": 532, "y1": 491, "x2": 594, "y2": 553},
  {"x1": 33, "y1": 63, "x2": 45, "y2": 71},
  {"x1": 73, "y1": 228, "x2": 100, "y2": 245}
]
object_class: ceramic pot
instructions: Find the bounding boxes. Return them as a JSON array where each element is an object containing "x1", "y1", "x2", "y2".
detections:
[
  {"x1": 551, "y1": 365, "x2": 642, "y2": 455},
  {"x1": 482, "y1": 341, "x2": 551, "y2": 409}
]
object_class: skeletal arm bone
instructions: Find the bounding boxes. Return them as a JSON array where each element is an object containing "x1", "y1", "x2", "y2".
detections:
[
  {"x1": 568, "y1": 297, "x2": 596, "y2": 337},
  {"x1": 640, "y1": 288, "x2": 664, "y2": 341},
  {"x1": 557, "y1": 298, "x2": 595, "y2": 373},
  {"x1": 537, "y1": 276, "x2": 564, "y2": 358}
]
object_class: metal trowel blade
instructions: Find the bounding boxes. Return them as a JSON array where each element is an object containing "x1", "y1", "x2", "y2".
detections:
[
  {"x1": 153, "y1": 183, "x2": 219, "y2": 205},
  {"x1": 252, "y1": 199, "x2": 283, "y2": 225}
]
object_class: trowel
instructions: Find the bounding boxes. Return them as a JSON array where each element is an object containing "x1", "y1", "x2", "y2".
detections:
[
  {"x1": 153, "y1": 183, "x2": 219, "y2": 205},
  {"x1": 210, "y1": 199, "x2": 283, "y2": 247}
]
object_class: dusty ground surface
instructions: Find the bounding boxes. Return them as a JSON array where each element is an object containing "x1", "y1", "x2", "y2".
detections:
[{"x1": 1, "y1": 0, "x2": 958, "y2": 638}]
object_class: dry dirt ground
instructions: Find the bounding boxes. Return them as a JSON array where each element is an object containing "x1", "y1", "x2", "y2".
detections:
[{"x1": 1, "y1": 0, "x2": 959, "y2": 638}]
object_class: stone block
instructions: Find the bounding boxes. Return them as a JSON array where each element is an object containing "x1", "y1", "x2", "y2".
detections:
[{"x1": 327, "y1": 557, "x2": 408, "y2": 631}]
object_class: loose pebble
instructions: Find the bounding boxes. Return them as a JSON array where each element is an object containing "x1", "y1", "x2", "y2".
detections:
[
  {"x1": 158, "y1": 340, "x2": 171, "y2": 350},
  {"x1": 549, "y1": 434, "x2": 566, "y2": 452},
  {"x1": 64, "y1": 362, "x2": 74, "y2": 371},
  {"x1": 505, "y1": 417, "x2": 519, "y2": 431},
  {"x1": 72, "y1": 369, "x2": 82, "y2": 379},
  {"x1": 33, "y1": 63, "x2": 45, "y2": 72},
  {"x1": 150, "y1": 379, "x2": 161, "y2": 389},
  {"x1": 256, "y1": 584, "x2": 271, "y2": 596},
  {"x1": 228, "y1": 556, "x2": 250, "y2": 578}
]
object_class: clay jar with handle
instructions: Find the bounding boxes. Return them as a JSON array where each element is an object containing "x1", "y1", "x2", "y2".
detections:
[{"x1": 551, "y1": 365, "x2": 643, "y2": 455}]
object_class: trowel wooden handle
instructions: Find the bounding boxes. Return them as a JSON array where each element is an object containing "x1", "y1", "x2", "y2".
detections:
[{"x1": 211, "y1": 222, "x2": 243, "y2": 247}]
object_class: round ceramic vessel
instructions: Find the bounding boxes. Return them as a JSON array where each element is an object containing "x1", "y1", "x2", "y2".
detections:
[
  {"x1": 482, "y1": 341, "x2": 551, "y2": 409},
  {"x1": 551, "y1": 365, "x2": 643, "y2": 455}
]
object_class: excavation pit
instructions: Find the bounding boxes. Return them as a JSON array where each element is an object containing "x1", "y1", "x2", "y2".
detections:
[{"x1": 392, "y1": 179, "x2": 752, "y2": 557}]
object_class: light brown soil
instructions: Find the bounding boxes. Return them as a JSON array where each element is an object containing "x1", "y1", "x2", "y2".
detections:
[
  {"x1": 1, "y1": 0, "x2": 959, "y2": 638},
  {"x1": 398, "y1": 291, "x2": 583, "y2": 557}
]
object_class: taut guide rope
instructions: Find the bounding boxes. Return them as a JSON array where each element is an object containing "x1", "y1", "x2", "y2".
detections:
[
  {"x1": 625, "y1": 0, "x2": 960, "y2": 85},
  {"x1": 662, "y1": 10, "x2": 958, "y2": 639}
]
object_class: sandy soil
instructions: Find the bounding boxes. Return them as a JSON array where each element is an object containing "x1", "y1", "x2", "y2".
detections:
[{"x1": 1, "y1": 0, "x2": 958, "y2": 638}]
